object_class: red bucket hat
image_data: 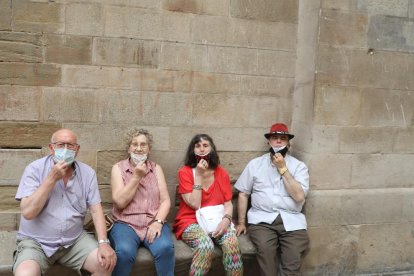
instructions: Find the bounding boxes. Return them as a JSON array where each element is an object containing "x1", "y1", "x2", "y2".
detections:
[{"x1": 264, "y1": 123, "x2": 295, "y2": 140}]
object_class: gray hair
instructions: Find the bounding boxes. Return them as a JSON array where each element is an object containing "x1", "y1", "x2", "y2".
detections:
[{"x1": 124, "y1": 127, "x2": 153, "y2": 152}]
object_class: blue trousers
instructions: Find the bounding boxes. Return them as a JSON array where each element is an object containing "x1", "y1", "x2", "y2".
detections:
[{"x1": 109, "y1": 222, "x2": 175, "y2": 276}]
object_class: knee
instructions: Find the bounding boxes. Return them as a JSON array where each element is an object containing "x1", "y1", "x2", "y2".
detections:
[
  {"x1": 197, "y1": 236, "x2": 215, "y2": 253},
  {"x1": 155, "y1": 239, "x2": 175, "y2": 258},
  {"x1": 14, "y1": 260, "x2": 41, "y2": 276},
  {"x1": 115, "y1": 242, "x2": 137, "y2": 262}
]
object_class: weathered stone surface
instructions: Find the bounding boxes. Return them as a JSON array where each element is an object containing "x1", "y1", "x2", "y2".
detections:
[
  {"x1": 0, "y1": 86, "x2": 41, "y2": 121},
  {"x1": 317, "y1": 46, "x2": 414, "y2": 90},
  {"x1": 0, "y1": 32, "x2": 42, "y2": 62},
  {"x1": 62, "y1": 65, "x2": 192, "y2": 92},
  {"x1": 162, "y1": 0, "x2": 229, "y2": 16},
  {"x1": 219, "y1": 151, "x2": 265, "y2": 182},
  {"x1": 320, "y1": 10, "x2": 368, "y2": 47},
  {"x1": 191, "y1": 16, "x2": 296, "y2": 50},
  {"x1": 105, "y1": 6, "x2": 191, "y2": 42},
  {"x1": 359, "y1": 88, "x2": 414, "y2": 127},
  {"x1": 12, "y1": 0, "x2": 64, "y2": 33},
  {"x1": 161, "y1": 42, "x2": 207, "y2": 72},
  {"x1": 394, "y1": 127, "x2": 414, "y2": 153},
  {"x1": 0, "y1": 63, "x2": 61, "y2": 86},
  {"x1": 357, "y1": 0, "x2": 410, "y2": 17},
  {"x1": 94, "y1": 37, "x2": 159, "y2": 68},
  {"x1": 320, "y1": 0, "x2": 358, "y2": 11},
  {"x1": 0, "y1": 149, "x2": 42, "y2": 186},
  {"x1": 230, "y1": 0, "x2": 298, "y2": 23},
  {"x1": 0, "y1": 0, "x2": 12, "y2": 31},
  {"x1": 0, "y1": 212, "x2": 18, "y2": 231},
  {"x1": 314, "y1": 85, "x2": 362, "y2": 126},
  {"x1": 0, "y1": 122, "x2": 61, "y2": 148},
  {"x1": 351, "y1": 154, "x2": 414, "y2": 188},
  {"x1": 192, "y1": 93, "x2": 291, "y2": 127},
  {"x1": 0, "y1": 231, "x2": 16, "y2": 265},
  {"x1": 99, "y1": 90, "x2": 192, "y2": 126},
  {"x1": 308, "y1": 154, "x2": 352, "y2": 190},
  {"x1": 339, "y1": 127, "x2": 394, "y2": 154},
  {"x1": 303, "y1": 225, "x2": 360, "y2": 275},
  {"x1": 65, "y1": 3, "x2": 103, "y2": 36},
  {"x1": 368, "y1": 15, "x2": 414, "y2": 53},
  {"x1": 410, "y1": 1, "x2": 414, "y2": 18},
  {"x1": 0, "y1": 187, "x2": 19, "y2": 209},
  {"x1": 41, "y1": 87, "x2": 98, "y2": 123},
  {"x1": 45, "y1": 34, "x2": 92, "y2": 65},
  {"x1": 257, "y1": 49, "x2": 296, "y2": 77}
]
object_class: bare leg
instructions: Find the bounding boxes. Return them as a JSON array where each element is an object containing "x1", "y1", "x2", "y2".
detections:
[
  {"x1": 82, "y1": 248, "x2": 111, "y2": 276},
  {"x1": 14, "y1": 260, "x2": 41, "y2": 276}
]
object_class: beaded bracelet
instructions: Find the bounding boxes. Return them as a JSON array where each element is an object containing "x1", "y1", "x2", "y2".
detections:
[
  {"x1": 193, "y1": 184, "x2": 202, "y2": 190},
  {"x1": 222, "y1": 214, "x2": 232, "y2": 223}
]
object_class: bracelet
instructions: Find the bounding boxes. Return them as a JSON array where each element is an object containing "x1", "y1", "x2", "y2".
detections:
[
  {"x1": 98, "y1": 239, "x2": 110, "y2": 245},
  {"x1": 222, "y1": 214, "x2": 232, "y2": 223},
  {"x1": 278, "y1": 167, "x2": 288, "y2": 176},
  {"x1": 193, "y1": 184, "x2": 202, "y2": 190}
]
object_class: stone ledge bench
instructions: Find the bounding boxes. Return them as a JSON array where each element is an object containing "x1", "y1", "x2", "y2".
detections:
[{"x1": 0, "y1": 230, "x2": 258, "y2": 276}]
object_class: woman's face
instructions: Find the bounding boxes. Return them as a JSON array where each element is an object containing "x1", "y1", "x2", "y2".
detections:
[
  {"x1": 194, "y1": 138, "x2": 211, "y2": 156},
  {"x1": 129, "y1": 134, "x2": 150, "y2": 155}
]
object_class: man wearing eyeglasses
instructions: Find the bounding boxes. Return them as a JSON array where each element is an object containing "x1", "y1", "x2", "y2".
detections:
[{"x1": 13, "y1": 129, "x2": 116, "y2": 276}]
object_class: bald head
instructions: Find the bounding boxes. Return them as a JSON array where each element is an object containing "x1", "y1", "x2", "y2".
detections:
[{"x1": 51, "y1": 129, "x2": 78, "y2": 144}]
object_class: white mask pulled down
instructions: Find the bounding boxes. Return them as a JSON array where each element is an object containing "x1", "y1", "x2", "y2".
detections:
[{"x1": 130, "y1": 152, "x2": 147, "y2": 165}]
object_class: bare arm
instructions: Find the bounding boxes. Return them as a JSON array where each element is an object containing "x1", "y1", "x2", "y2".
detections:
[
  {"x1": 89, "y1": 203, "x2": 116, "y2": 271},
  {"x1": 236, "y1": 192, "x2": 249, "y2": 236},
  {"x1": 20, "y1": 161, "x2": 68, "y2": 220},
  {"x1": 272, "y1": 153, "x2": 305, "y2": 203},
  {"x1": 111, "y1": 161, "x2": 146, "y2": 210},
  {"x1": 181, "y1": 162, "x2": 208, "y2": 210}
]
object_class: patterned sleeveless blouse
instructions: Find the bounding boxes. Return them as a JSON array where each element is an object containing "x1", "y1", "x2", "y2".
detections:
[{"x1": 111, "y1": 158, "x2": 160, "y2": 240}]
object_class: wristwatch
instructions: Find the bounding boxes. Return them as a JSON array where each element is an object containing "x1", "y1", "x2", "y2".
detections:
[
  {"x1": 98, "y1": 239, "x2": 110, "y2": 245},
  {"x1": 154, "y1": 218, "x2": 165, "y2": 225}
]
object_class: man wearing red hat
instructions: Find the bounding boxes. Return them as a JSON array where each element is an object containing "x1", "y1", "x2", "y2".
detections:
[{"x1": 235, "y1": 123, "x2": 309, "y2": 276}]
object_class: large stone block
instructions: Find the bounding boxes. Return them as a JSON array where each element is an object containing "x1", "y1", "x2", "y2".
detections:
[
  {"x1": 94, "y1": 37, "x2": 159, "y2": 68},
  {"x1": 192, "y1": 72, "x2": 294, "y2": 97},
  {"x1": 0, "y1": 186, "x2": 19, "y2": 209},
  {"x1": 41, "y1": 87, "x2": 98, "y2": 123},
  {"x1": 105, "y1": 6, "x2": 191, "y2": 42},
  {"x1": 0, "y1": 212, "x2": 18, "y2": 231},
  {"x1": 319, "y1": 10, "x2": 368, "y2": 47},
  {"x1": 0, "y1": 149, "x2": 42, "y2": 186},
  {"x1": 192, "y1": 93, "x2": 291, "y2": 127},
  {"x1": 230, "y1": 0, "x2": 298, "y2": 23},
  {"x1": 0, "y1": 32, "x2": 42, "y2": 62},
  {"x1": 12, "y1": 0, "x2": 64, "y2": 33},
  {"x1": 359, "y1": 88, "x2": 414, "y2": 127},
  {"x1": 191, "y1": 16, "x2": 297, "y2": 50},
  {"x1": 356, "y1": 223, "x2": 414, "y2": 273},
  {"x1": 161, "y1": 42, "x2": 208, "y2": 72},
  {"x1": 0, "y1": 231, "x2": 16, "y2": 264},
  {"x1": 62, "y1": 65, "x2": 192, "y2": 92},
  {"x1": 257, "y1": 49, "x2": 296, "y2": 77},
  {"x1": 306, "y1": 189, "x2": 413, "y2": 226},
  {"x1": 0, "y1": 63, "x2": 61, "y2": 86},
  {"x1": 394, "y1": 127, "x2": 414, "y2": 153},
  {"x1": 320, "y1": 0, "x2": 358, "y2": 11},
  {"x1": 368, "y1": 15, "x2": 414, "y2": 53},
  {"x1": 0, "y1": 122, "x2": 61, "y2": 148},
  {"x1": 65, "y1": 3, "x2": 103, "y2": 36},
  {"x1": 0, "y1": 0, "x2": 11, "y2": 31},
  {"x1": 162, "y1": 0, "x2": 229, "y2": 16},
  {"x1": 63, "y1": 123, "x2": 170, "y2": 151},
  {"x1": 58, "y1": 0, "x2": 159, "y2": 9},
  {"x1": 308, "y1": 154, "x2": 352, "y2": 190},
  {"x1": 219, "y1": 151, "x2": 265, "y2": 182},
  {"x1": 310, "y1": 125, "x2": 341, "y2": 153},
  {"x1": 314, "y1": 85, "x2": 362, "y2": 126},
  {"x1": 99, "y1": 90, "x2": 192, "y2": 126},
  {"x1": 303, "y1": 225, "x2": 360, "y2": 275},
  {"x1": 339, "y1": 127, "x2": 394, "y2": 154},
  {"x1": 351, "y1": 154, "x2": 414, "y2": 188},
  {"x1": 357, "y1": 0, "x2": 410, "y2": 17},
  {"x1": 208, "y1": 46, "x2": 259, "y2": 75},
  {"x1": 45, "y1": 34, "x2": 92, "y2": 65},
  {"x1": 316, "y1": 46, "x2": 414, "y2": 91},
  {"x1": 0, "y1": 86, "x2": 41, "y2": 121}
]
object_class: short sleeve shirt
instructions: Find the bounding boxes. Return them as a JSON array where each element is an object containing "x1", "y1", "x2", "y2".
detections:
[
  {"x1": 173, "y1": 165, "x2": 233, "y2": 239},
  {"x1": 15, "y1": 155, "x2": 101, "y2": 257}
]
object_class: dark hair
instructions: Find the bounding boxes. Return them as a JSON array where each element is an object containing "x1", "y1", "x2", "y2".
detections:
[{"x1": 184, "y1": 134, "x2": 220, "y2": 169}]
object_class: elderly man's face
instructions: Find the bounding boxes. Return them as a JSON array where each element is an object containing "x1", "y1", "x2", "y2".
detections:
[{"x1": 268, "y1": 134, "x2": 289, "y2": 147}]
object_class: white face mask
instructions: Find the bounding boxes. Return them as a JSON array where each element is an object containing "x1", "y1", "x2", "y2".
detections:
[
  {"x1": 130, "y1": 152, "x2": 147, "y2": 165},
  {"x1": 53, "y1": 148, "x2": 76, "y2": 165}
]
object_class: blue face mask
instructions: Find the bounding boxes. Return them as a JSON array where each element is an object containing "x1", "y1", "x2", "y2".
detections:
[{"x1": 53, "y1": 148, "x2": 76, "y2": 165}]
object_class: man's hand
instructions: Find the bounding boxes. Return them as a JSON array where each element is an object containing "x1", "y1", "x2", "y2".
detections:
[
  {"x1": 48, "y1": 160, "x2": 69, "y2": 182},
  {"x1": 97, "y1": 243, "x2": 116, "y2": 271},
  {"x1": 272, "y1": 152, "x2": 286, "y2": 170}
]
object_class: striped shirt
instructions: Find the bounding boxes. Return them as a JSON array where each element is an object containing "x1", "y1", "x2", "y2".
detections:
[{"x1": 112, "y1": 158, "x2": 160, "y2": 240}]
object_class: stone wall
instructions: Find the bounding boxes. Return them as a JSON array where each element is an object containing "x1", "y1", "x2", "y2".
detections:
[{"x1": 1, "y1": 0, "x2": 414, "y2": 274}]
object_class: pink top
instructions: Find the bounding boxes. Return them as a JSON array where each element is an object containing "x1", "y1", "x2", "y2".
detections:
[{"x1": 112, "y1": 159, "x2": 160, "y2": 240}]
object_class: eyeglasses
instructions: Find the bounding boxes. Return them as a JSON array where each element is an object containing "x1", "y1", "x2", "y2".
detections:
[
  {"x1": 130, "y1": 142, "x2": 148, "y2": 149},
  {"x1": 52, "y1": 142, "x2": 79, "y2": 150}
]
